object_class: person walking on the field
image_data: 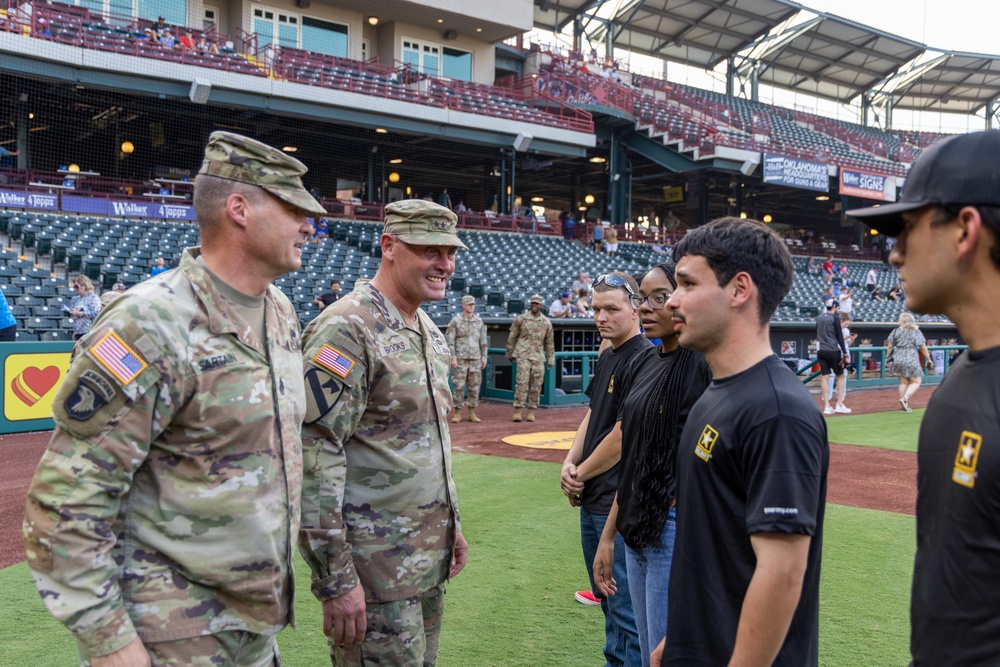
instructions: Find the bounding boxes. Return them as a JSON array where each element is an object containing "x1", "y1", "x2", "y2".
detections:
[
  {"x1": 447, "y1": 294, "x2": 488, "y2": 422},
  {"x1": 506, "y1": 294, "x2": 554, "y2": 422}
]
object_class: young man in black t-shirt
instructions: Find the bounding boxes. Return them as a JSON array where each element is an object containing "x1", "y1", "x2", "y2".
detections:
[
  {"x1": 561, "y1": 272, "x2": 650, "y2": 667},
  {"x1": 652, "y1": 217, "x2": 829, "y2": 667},
  {"x1": 849, "y1": 130, "x2": 1000, "y2": 666}
]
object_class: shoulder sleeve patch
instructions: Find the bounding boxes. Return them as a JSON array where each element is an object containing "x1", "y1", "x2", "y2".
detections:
[
  {"x1": 314, "y1": 344, "x2": 355, "y2": 378},
  {"x1": 87, "y1": 331, "x2": 148, "y2": 385},
  {"x1": 303, "y1": 367, "x2": 347, "y2": 424}
]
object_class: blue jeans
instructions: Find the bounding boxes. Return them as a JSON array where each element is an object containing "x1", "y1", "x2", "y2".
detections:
[
  {"x1": 624, "y1": 506, "x2": 677, "y2": 667},
  {"x1": 581, "y1": 508, "x2": 642, "y2": 667}
]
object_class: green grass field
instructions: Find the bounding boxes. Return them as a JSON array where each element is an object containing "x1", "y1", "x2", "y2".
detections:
[
  {"x1": 825, "y1": 409, "x2": 924, "y2": 452},
  {"x1": 0, "y1": 453, "x2": 914, "y2": 666}
]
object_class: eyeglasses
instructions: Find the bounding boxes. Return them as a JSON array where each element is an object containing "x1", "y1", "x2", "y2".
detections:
[
  {"x1": 629, "y1": 292, "x2": 671, "y2": 310},
  {"x1": 592, "y1": 274, "x2": 636, "y2": 295}
]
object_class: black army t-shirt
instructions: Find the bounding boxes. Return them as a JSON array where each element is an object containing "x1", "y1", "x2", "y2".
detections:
[
  {"x1": 614, "y1": 344, "x2": 711, "y2": 548},
  {"x1": 580, "y1": 334, "x2": 651, "y2": 514},
  {"x1": 665, "y1": 355, "x2": 828, "y2": 666},
  {"x1": 912, "y1": 345, "x2": 1000, "y2": 666}
]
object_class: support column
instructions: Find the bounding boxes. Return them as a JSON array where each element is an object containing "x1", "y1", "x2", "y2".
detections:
[
  {"x1": 16, "y1": 103, "x2": 30, "y2": 170},
  {"x1": 607, "y1": 132, "x2": 628, "y2": 225}
]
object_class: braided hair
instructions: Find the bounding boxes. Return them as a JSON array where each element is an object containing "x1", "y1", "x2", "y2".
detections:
[{"x1": 628, "y1": 262, "x2": 694, "y2": 550}]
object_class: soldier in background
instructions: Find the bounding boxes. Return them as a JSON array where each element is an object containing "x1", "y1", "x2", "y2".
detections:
[
  {"x1": 298, "y1": 199, "x2": 469, "y2": 666},
  {"x1": 98, "y1": 281, "x2": 126, "y2": 308},
  {"x1": 23, "y1": 132, "x2": 324, "y2": 666},
  {"x1": 506, "y1": 293, "x2": 554, "y2": 422},
  {"x1": 447, "y1": 294, "x2": 487, "y2": 423}
]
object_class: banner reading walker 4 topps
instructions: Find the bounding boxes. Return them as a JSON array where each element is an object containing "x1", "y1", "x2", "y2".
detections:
[{"x1": 1, "y1": 342, "x2": 74, "y2": 435}]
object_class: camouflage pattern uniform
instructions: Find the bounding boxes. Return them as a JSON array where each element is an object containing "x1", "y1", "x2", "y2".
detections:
[
  {"x1": 299, "y1": 200, "x2": 466, "y2": 666},
  {"x1": 506, "y1": 294, "x2": 555, "y2": 409},
  {"x1": 23, "y1": 131, "x2": 325, "y2": 666},
  {"x1": 446, "y1": 295, "x2": 487, "y2": 410}
]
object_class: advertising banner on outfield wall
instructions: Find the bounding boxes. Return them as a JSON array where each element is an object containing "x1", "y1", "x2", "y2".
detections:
[
  {"x1": 763, "y1": 154, "x2": 830, "y2": 192},
  {"x1": 0, "y1": 189, "x2": 59, "y2": 211},
  {"x1": 61, "y1": 195, "x2": 196, "y2": 220},
  {"x1": 839, "y1": 168, "x2": 897, "y2": 202},
  {"x1": 0, "y1": 341, "x2": 74, "y2": 435}
]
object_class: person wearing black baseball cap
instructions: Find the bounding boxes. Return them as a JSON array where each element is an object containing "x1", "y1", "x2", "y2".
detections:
[{"x1": 849, "y1": 129, "x2": 1000, "y2": 665}]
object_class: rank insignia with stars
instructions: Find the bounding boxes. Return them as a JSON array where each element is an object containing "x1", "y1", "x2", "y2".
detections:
[
  {"x1": 694, "y1": 424, "x2": 719, "y2": 462},
  {"x1": 952, "y1": 430, "x2": 982, "y2": 489}
]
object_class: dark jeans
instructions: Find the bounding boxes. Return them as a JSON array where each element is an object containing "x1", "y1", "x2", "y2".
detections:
[
  {"x1": 581, "y1": 508, "x2": 642, "y2": 667},
  {"x1": 0, "y1": 324, "x2": 15, "y2": 341}
]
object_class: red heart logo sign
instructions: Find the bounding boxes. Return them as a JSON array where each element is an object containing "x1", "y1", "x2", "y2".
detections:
[{"x1": 11, "y1": 366, "x2": 61, "y2": 407}]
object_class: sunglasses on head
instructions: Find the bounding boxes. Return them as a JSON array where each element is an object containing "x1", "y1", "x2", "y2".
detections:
[{"x1": 592, "y1": 274, "x2": 636, "y2": 295}]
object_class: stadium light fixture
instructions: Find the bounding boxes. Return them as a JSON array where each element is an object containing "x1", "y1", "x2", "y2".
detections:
[
  {"x1": 68, "y1": 164, "x2": 80, "y2": 173},
  {"x1": 871, "y1": 229, "x2": 879, "y2": 236},
  {"x1": 282, "y1": 146, "x2": 297, "y2": 153},
  {"x1": 388, "y1": 172, "x2": 400, "y2": 183},
  {"x1": 739, "y1": 212, "x2": 748, "y2": 219},
  {"x1": 405, "y1": 186, "x2": 412, "y2": 195},
  {"x1": 815, "y1": 195, "x2": 830, "y2": 201},
  {"x1": 367, "y1": 16, "x2": 379, "y2": 26},
  {"x1": 589, "y1": 156, "x2": 606, "y2": 163},
  {"x1": 120, "y1": 141, "x2": 135, "y2": 154},
  {"x1": 389, "y1": 158, "x2": 403, "y2": 164},
  {"x1": 437, "y1": 18, "x2": 444, "y2": 23},
  {"x1": 578, "y1": 206, "x2": 587, "y2": 211},
  {"x1": 762, "y1": 214, "x2": 773, "y2": 223},
  {"x1": 476, "y1": 27, "x2": 483, "y2": 32},
  {"x1": 375, "y1": 127, "x2": 388, "y2": 134},
  {"x1": 530, "y1": 196, "x2": 544, "y2": 202},
  {"x1": 584, "y1": 194, "x2": 595, "y2": 205}
]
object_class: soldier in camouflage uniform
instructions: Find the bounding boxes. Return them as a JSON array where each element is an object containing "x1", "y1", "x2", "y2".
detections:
[
  {"x1": 23, "y1": 132, "x2": 325, "y2": 667},
  {"x1": 446, "y1": 294, "x2": 487, "y2": 422},
  {"x1": 506, "y1": 293, "x2": 555, "y2": 422},
  {"x1": 299, "y1": 199, "x2": 469, "y2": 667}
]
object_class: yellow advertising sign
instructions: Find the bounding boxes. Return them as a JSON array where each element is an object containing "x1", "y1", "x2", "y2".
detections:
[
  {"x1": 4, "y1": 352, "x2": 72, "y2": 422},
  {"x1": 502, "y1": 431, "x2": 576, "y2": 450},
  {"x1": 663, "y1": 185, "x2": 685, "y2": 203}
]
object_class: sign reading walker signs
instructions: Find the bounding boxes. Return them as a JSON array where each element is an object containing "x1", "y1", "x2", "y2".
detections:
[
  {"x1": 1, "y1": 341, "x2": 74, "y2": 435},
  {"x1": 839, "y1": 168, "x2": 896, "y2": 202},
  {"x1": 763, "y1": 154, "x2": 829, "y2": 193},
  {"x1": 62, "y1": 195, "x2": 196, "y2": 220},
  {"x1": 0, "y1": 189, "x2": 59, "y2": 211}
]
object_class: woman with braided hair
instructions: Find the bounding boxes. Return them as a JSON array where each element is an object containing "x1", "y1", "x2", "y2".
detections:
[{"x1": 592, "y1": 262, "x2": 711, "y2": 667}]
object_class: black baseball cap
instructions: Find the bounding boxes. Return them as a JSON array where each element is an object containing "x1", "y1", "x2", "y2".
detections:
[{"x1": 848, "y1": 129, "x2": 1000, "y2": 236}]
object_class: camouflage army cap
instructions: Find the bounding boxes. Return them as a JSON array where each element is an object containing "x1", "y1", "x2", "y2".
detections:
[
  {"x1": 383, "y1": 199, "x2": 467, "y2": 249},
  {"x1": 529, "y1": 294, "x2": 545, "y2": 305},
  {"x1": 462, "y1": 295, "x2": 476, "y2": 305},
  {"x1": 198, "y1": 131, "x2": 326, "y2": 215}
]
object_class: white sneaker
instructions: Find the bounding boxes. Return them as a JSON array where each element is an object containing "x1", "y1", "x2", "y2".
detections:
[
  {"x1": 835, "y1": 405, "x2": 852, "y2": 414},
  {"x1": 824, "y1": 406, "x2": 834, "y2": 415}
]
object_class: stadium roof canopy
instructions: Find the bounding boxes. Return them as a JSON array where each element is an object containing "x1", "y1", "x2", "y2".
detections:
[{"x1": 534, "y1": 0, "x2": 1000, "y2": 114}]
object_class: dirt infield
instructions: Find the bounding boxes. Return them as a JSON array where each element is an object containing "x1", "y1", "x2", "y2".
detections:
[{"x1": 0, "y1": 386, "x2": 925, "y2": 569}]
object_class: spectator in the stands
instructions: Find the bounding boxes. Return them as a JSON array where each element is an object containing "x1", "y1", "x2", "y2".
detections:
[
  {"x1": 150, "y1": 257, "x2": 168, "y2": 277},
  {"x1": 180, "y1": 29, "x2": 196, "y2": 52},
  {"x1": 889, "y1": 282, "x2": 906, "y2": 301},
  {"x1": 68, "y1": 275, "x2": 101, "y2": 341},
  {"x1": 196, "y1": 35, "x2": 220, "y2": 55},
  {"x1": 575, "y1": 288, "x2": 593, "y2": 318},
  {"x1": 160, "y1": 28, "x2": 176, "y2": 48},
  {"x1": 571, "y1": 271, "x2": 590, "y2": 297},
  {"x1": 865, "y1": 266, "x2": 880, "y2": 298},
  {"x1": 807, "y1": 257, "x2": 820, "y2": 275},
  {"x1": 0, "y1": 288, "x2": 16, "y2": 341},
  {"x1": 312, "y1": 279, "x2": 342, "y2": 310},
  {"x1": 592, "y1": 221, "x2": 603, "y2": 252},
  {"x1": 822, "y1": 254, "x2": 834, "y2": 281},
  {"x1": 141, "y1": 27, "x2": 155, "y2": 41},
  {"x1": 99, "y1": 282, "x2": 127, "y2": 308},
  {"x1": 839, "y1": 287, "x2": 854, "y2": 317},
  {"x1": 550, "y1": 291, "x2": 574, "y2": 318},
  {"x1": 604, "y1": 226, "x2": 618, "y2": 257},
  {"x1": 437, "y1": 188, "x2": 452, "y2": 209},
  {"x1": 560, "y1": 210, "x2": 576, "y2": 240},
  {"x1": 313, "y1": 218, "x2": 328, "y2": 242},
  {"x1": 35, "y1": 17, "x2": 52, "y2": 40},
  {"x1": 454, "y1": 200, "x2": 467, "y2": 213},
  {"x1": 154, "y1": 16, "x2": 168, "y2": 33}
]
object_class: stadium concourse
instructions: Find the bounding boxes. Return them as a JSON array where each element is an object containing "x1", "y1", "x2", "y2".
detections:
[{"x1": 0, "y1": 386, "x2": 922, "y2": 570}]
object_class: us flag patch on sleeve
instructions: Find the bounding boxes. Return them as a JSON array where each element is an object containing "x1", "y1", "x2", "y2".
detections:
[
  {"x1": 315, "y1": 344, "x2": 355, "y2": 378},
  {"x1": 90, "y1": 331, "x2": 148, "y2": 385}
]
